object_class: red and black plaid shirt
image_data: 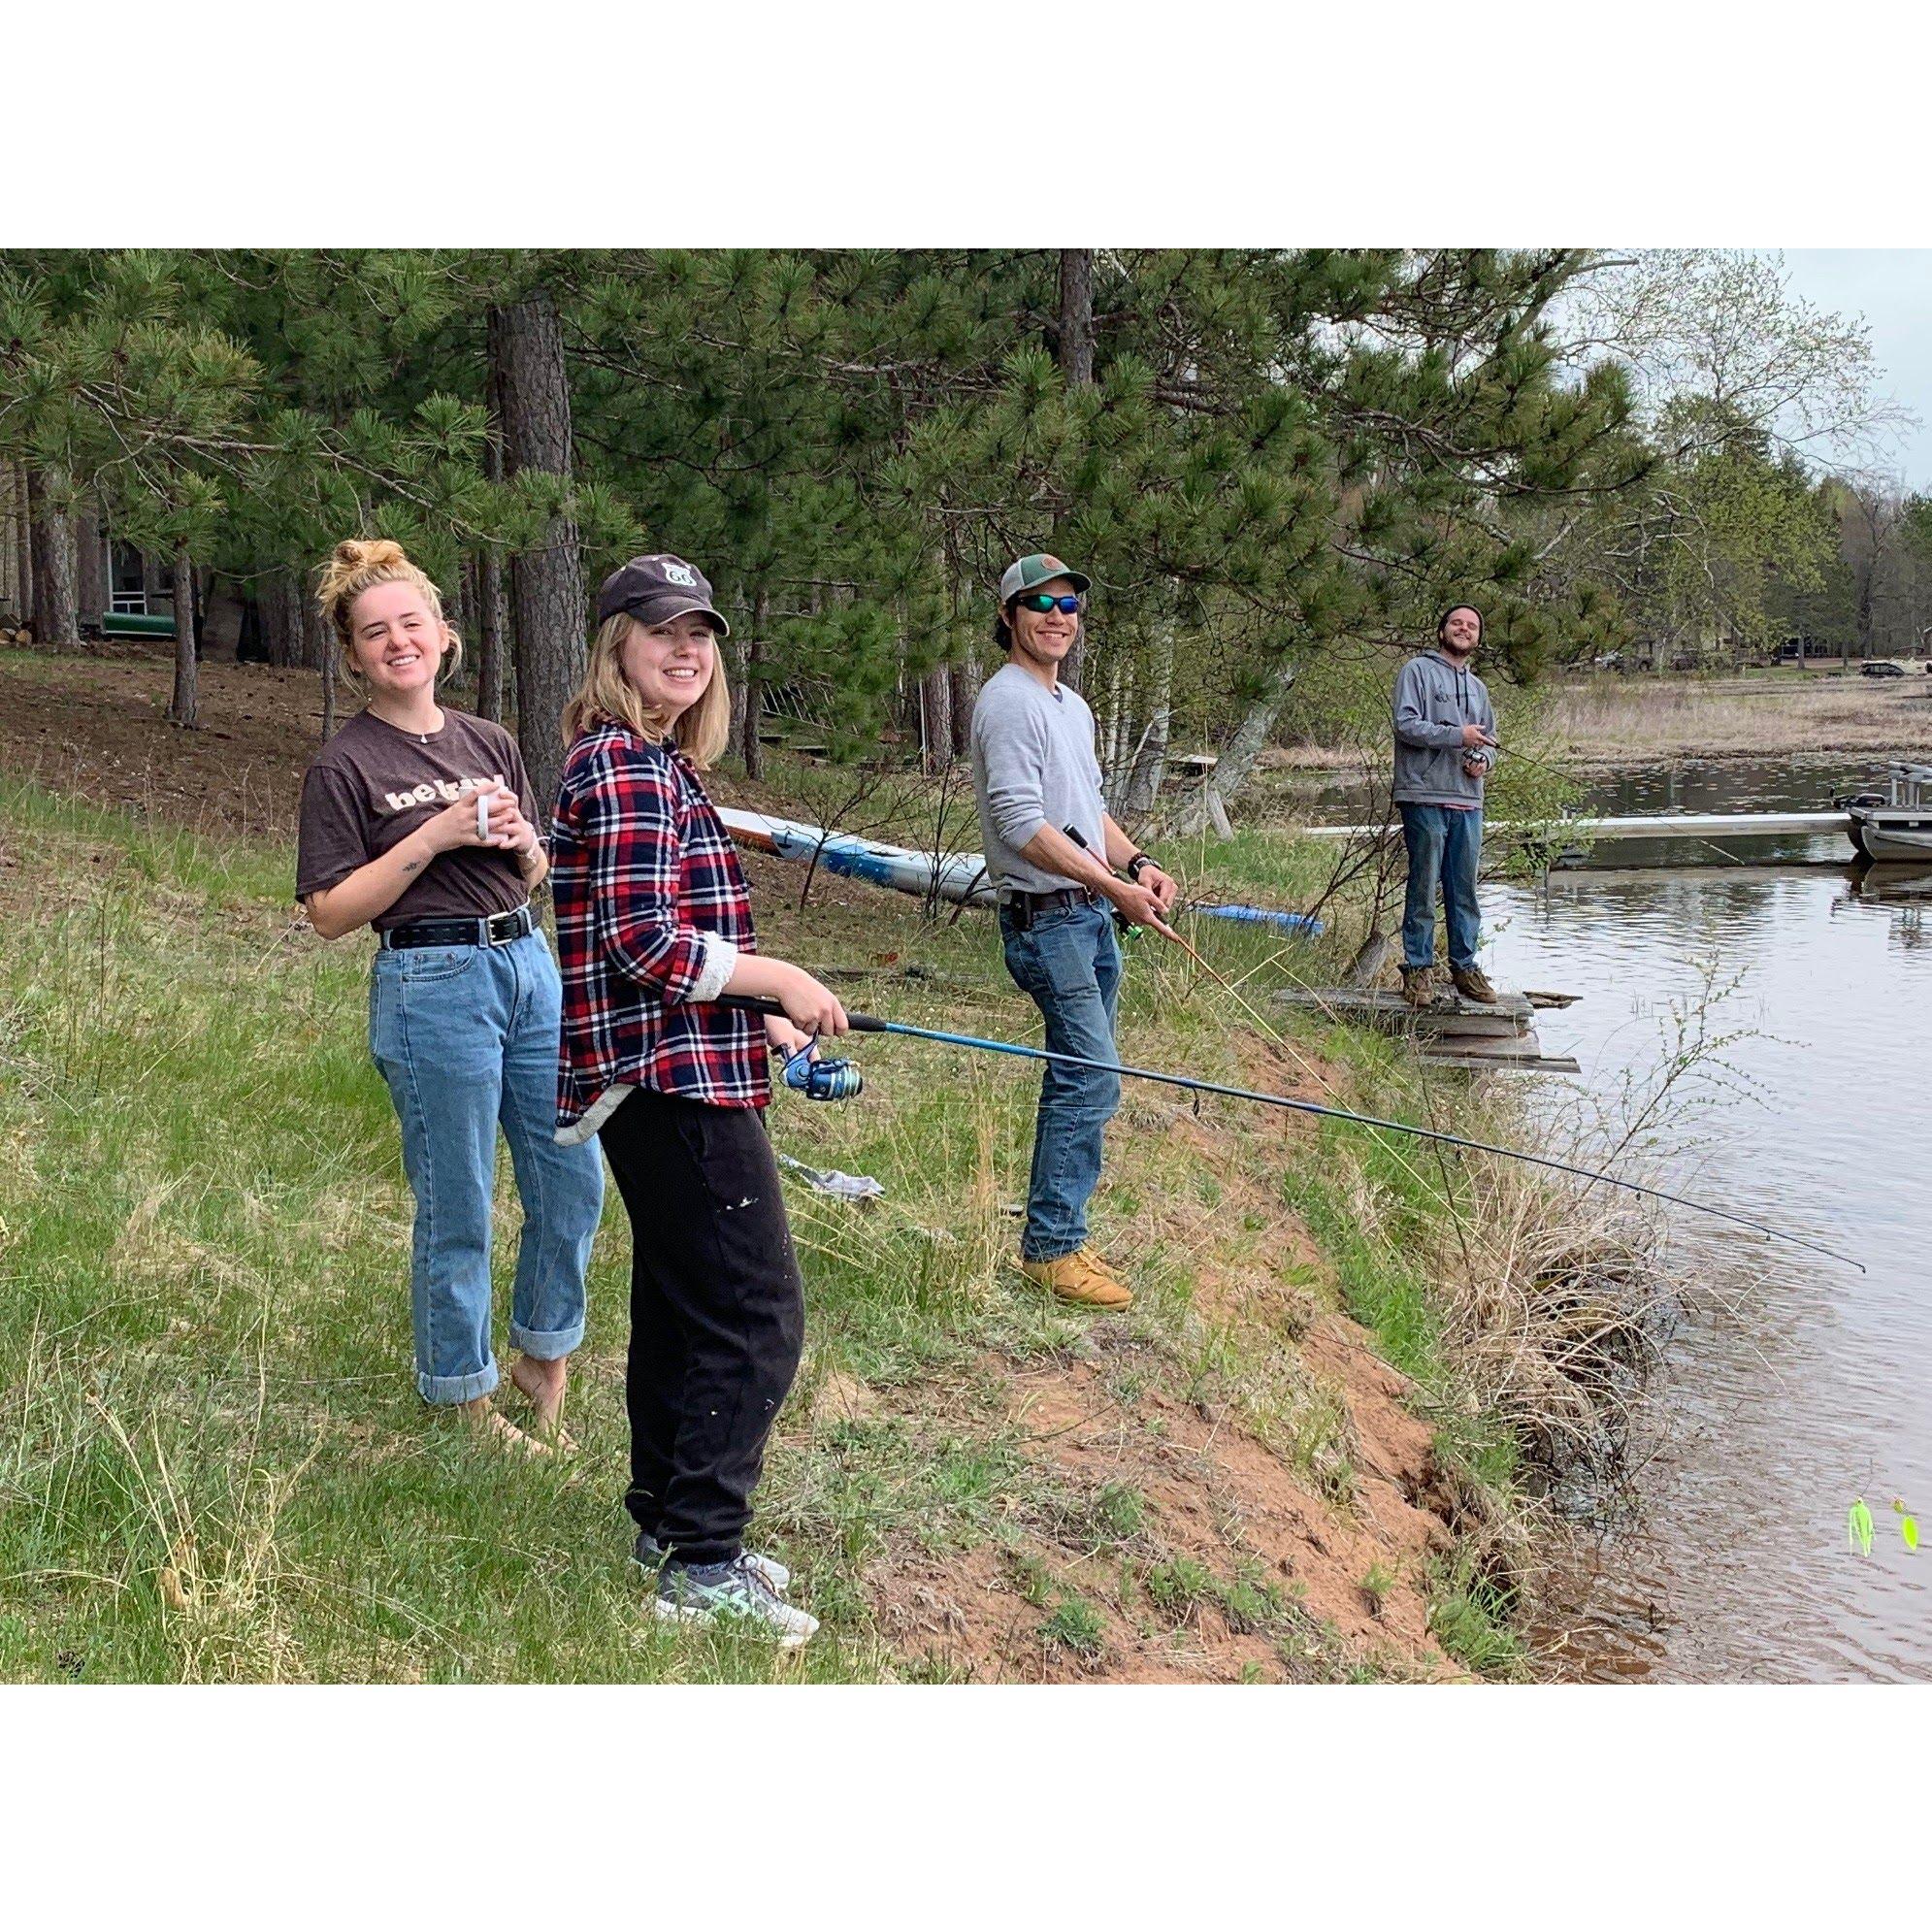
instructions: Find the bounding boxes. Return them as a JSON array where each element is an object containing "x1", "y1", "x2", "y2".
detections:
[{"x1": 550, "y1": 723, "x2": 768, "y2": 1126}]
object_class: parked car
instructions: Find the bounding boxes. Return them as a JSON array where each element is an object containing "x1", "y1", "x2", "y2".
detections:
[{"x1": 1861, "y1": 660, "x2": 1907, "y2": 678}]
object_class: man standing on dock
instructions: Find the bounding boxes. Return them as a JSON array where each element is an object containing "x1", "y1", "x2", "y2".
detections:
[
  {"x1": 970, "y1": 553, "x2": 1179, "y2": 1312},
  {"x1": 1392, "y1": 604, "x2": 1500, "y2": 1008}
]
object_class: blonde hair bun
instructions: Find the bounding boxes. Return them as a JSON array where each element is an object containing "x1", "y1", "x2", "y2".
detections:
[{"x1": 315, "y1": 536, "x2": 464, "y2": 682}]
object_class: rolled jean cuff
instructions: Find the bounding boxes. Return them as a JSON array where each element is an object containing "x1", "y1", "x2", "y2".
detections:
[
  {"x1": 418, "y1": 1359, "x2": 500, "y2": 1405},
  {"x1": 509, "y1": 1317, "x2": 585, "y2": 1361}
]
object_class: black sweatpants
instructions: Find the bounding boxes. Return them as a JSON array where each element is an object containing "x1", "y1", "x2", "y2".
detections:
[{"x1": 598, "y1": 1088, "x2": 805, "y2": 1566}]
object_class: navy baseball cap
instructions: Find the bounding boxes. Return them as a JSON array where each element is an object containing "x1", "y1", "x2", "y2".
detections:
[{"x1": 596, "y1": 553, "x2": 731, "y2": 637}]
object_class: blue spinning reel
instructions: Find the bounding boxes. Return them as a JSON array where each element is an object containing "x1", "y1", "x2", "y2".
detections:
[{"x1": 782, "y1": 1037, "x2": 864, "y2": 1102}]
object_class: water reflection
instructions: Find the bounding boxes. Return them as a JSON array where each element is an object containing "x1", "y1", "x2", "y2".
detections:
[{"x1": 1483, "y1": 862, "x2": 1932, "y2": 1681}]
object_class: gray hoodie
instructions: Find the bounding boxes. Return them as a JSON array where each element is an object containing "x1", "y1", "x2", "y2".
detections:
[{"x1": 1392, "y1": 649, "x2": 1496, "y2": 806}]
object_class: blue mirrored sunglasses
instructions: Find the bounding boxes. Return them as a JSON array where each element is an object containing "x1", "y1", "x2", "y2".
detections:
[{"x1": 1016, "y1": 592, "x2": 1084, "y2": 614}]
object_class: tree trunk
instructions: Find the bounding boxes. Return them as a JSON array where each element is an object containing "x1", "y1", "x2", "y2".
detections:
[
  {"x1": 1100, "y1": 654, "x2": 1126, "y2": 802},
  {"x1": 492, "y1": 291, "x2": 584, "y2": 822},
  {"x1": 169, "y1": 541, "x2": 198, "y2": 727},
  {"x1": 262, "y1": 569, "x2": 299, "y2": 668},
  {"x1": 948, "y1": 652, "x2": 979, "y2": 762},
  {"x1": 445, "y1": 552, "x2": 471, "y2": 671},
  {"x1": 725, "y1": 597, "x2": 749, "y2": 751},
  {"x1": 920, "y1": 661, "x2": 954, "y2": 773},
  {"x1": 307, "y1": 589, "x2": 338, "y2": 740},
  {"x1": 28, "y1": 467, "x2": 79, "y2": 649},
  {"x1": 1057, "y1": 248, "x2": 1096, "y2": 387},
  {"x1": 16, "y1": 466, "x2": 33, "y2": 628},
  {"x1": 1162, "y1": 651, "x2": 1294, "y2": 838},
  {"x1": 0, "y1": 461, "x2": 20, "y2": 620},
  {"x1": 142, "y1": 551, "x2": 169, "y2": 613},
  {"x1": 75, "y1": 507, "x2": 107, "y2": 632},
  {"x1": 291, "y1": 569, "x2": 321, "y2": 669},
  {"x1": 475, "y1": 543, "x2": 506, "y2": 723},
  {"x1": 1122, "y1": 614, "x2": 1176, "y2": 818},
  {"x1": 1057, "y1": 248, "x2": 1096, "y2": 691},
  {"x1": 299, "y1": 578, "x2": 328, "y2": 671},
  {"x1": 740, "y1": 589, "x2": 767, "y2": 780},
  {"x1": 475, "y1": 348, "x2": 508, "y2": 725}
]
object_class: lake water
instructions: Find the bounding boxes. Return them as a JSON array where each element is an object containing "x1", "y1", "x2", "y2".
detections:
[{"x1": 1459, "y1": 770, "x2": 1932, "y2": 1681}]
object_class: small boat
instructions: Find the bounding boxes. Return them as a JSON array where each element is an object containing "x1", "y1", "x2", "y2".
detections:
[{"x1": 1844, "y1": 764, "x2": 1932, "y2": 864}]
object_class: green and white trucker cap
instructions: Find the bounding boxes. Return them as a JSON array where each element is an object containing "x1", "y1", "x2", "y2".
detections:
[{"x1": 999, "y1": 552, "x2": 1092, "y2": 604}]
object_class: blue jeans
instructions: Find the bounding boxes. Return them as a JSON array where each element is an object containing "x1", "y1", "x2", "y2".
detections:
[
  {"x1": 999, "y1": 901, "x2": 1122, "y2": 1261},
  {"x1": 1399, "y1": 803, "x2": 1484, "y2": 971},
  {"x1": 369, "y1": 928, "x2": 605, "y2": 1404}
]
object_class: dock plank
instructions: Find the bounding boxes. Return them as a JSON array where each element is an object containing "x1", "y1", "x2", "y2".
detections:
[
  {"x1": 1271, "y1": 986, "x2": 1535, "y2": 1029},
  {"x1": 1303, "y1": 809, "x2": 1847, "y2": 842}
]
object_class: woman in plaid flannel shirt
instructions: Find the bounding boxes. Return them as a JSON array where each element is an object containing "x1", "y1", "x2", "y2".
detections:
[{"x1": 549, "y1": 553, "x2": 846, "y2": 1647}]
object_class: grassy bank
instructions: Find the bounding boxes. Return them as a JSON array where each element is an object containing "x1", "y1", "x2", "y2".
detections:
[{"x1": 0, "y1": 770, "x2": 1646, "y2": 1683}]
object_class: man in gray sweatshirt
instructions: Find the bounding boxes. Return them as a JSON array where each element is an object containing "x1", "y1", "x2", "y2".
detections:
[
  {"x1": 1392, "y1": 603, "x2": 1500, "y2": 1007},
  {"x1": 970, "y1": 552, "x2": 1178, "y2": 1311}
]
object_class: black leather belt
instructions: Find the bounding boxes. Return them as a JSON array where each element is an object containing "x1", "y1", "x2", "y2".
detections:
[
  {"x1": 379, "y1": 904, "x2": 535, "y2": 950},
  {"x1": 999, "y1": 886, "x2": 1099, "y2": 933}
]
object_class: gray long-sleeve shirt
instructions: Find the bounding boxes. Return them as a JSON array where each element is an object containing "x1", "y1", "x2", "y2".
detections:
[
  {"x1": 1392, "y1": 649, "x2": 1496, "y2": 806},
  {"x1": 969, "y1": 661, "x2": 1108, "y2": 895}
]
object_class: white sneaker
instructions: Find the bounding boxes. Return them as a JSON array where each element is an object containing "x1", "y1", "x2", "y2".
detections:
[
  {"x1": 654, "y1": 1555, "x2": 820, "y2": 1649},
  {"x1": 633, "y1": 1531, "x2": 790, "y2": 1594}
]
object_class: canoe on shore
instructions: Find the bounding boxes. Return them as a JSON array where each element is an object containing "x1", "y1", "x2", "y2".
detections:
[{"x1": 717, "y1": 806, "x2": 1322, "y2": 933}]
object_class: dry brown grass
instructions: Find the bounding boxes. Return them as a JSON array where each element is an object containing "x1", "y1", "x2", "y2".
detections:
[
  {"x1": 1426, "y1": 1160, "x2": 1669, "y2": 1490},
  {"x1": 1537, "y1": 671, "x2": 1932, "y2": 767},
  {"x1": 1262, "y1": 669, "x2": 1932, "y2": 777}
]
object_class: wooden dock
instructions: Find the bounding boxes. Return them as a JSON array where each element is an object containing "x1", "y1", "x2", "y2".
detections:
[
  {"x1": 1271, "y1": 986, "x2": 1582, "y2": 1073},
  {"x1": 1304, "y1": 809, "x2": 1847, "y2": 844}
]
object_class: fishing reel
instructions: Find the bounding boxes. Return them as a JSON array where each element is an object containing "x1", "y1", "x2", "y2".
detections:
[{"x1": 782, "y1": 1037, "x2": 864, "y2": 1102}]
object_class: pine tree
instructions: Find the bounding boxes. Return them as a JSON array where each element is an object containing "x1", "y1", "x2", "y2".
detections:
[
  {"x1": 491, "y1": 283, "x2": 584, "y2": 820},
  {"x1": 27, "y1": 468, "x2": 79, "y2": 647}
]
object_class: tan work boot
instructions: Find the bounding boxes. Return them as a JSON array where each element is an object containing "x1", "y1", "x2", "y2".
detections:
[
  {"x1": 1450, "y1": 965, "x2": 1499, "y2": 1004},
  {"x1": 1018, "y1": 1247, "x2": 1132, "y2": 1310},
  {"x1": 1399, "y1": 964, "x2": 1437, "y2": 1010}
]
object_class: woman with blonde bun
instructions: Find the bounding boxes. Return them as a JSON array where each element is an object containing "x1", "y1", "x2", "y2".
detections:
[{"x1": 295, "y1": 538, "x2": 605, "y2": 1452}]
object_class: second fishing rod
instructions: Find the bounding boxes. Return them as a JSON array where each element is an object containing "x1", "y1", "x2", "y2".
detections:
[{"x1": 720, "y1": 993, "x2": 1859, "y2": 1270}]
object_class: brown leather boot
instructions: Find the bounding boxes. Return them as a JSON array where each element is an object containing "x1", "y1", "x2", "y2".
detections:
[
  {"x1": 1399, "y1": 964, "x2": 1437, "y2": 1010},
  {"x1": 1450, "y1": 965, "x2": 1499, "y2": 1004},
  {"x1": 1017, "y1": 1247, "x2": 1132, "y2": 1310}
]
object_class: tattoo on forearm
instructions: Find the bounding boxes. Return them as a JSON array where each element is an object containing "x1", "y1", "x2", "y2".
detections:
[{"x1": 401, "y1": 859, "x2": 422, "y2": 876}]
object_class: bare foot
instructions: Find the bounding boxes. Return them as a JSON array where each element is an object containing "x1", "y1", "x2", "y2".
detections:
[
  {"x1": 508, "y1": 1355, "x2": 575, "y2": 1453},
  {"x1": 456, "y1": 1394, "x2": 550, "y2": 1457}
]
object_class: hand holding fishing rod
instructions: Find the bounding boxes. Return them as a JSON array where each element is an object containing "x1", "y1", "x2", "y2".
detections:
[{"x1": 1059, "y1": 823, "x2": 1181, "y2": 939}]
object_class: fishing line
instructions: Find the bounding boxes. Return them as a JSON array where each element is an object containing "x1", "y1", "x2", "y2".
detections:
[{"x1": 720, "y1": 995, "x2": 1862, "y2": 1271}]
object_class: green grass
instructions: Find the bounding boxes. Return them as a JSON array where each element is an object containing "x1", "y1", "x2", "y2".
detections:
[
  {"x1": 1039, "y1": 1594, "x2": 1107, "y2": 1658},
  {"x1": 0, "y1": 775, "x2": 1558, "y2": 1682},
  {"x1": 1426, "y1": 1557, "x2": 1532, "y2": 1680}
]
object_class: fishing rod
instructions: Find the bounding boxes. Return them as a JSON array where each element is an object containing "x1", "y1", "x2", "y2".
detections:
[{"x1": 722, "y1": 994, "x2": 1861, "y2": 1270}]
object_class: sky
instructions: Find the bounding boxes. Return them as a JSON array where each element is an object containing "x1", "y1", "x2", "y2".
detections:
[{"x1": 1780, "y1": 250, "x2": 1932, "y2": 487}]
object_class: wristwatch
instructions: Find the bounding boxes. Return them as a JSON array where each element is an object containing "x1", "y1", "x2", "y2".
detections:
[{"x1": 1125, "y1": 852, "x2": 1156, "y2": 882}]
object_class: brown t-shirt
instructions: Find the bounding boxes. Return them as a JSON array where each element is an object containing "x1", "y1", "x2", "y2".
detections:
[{"x1": 295, "y1": 707, "x2": 540, "y2": 931}]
